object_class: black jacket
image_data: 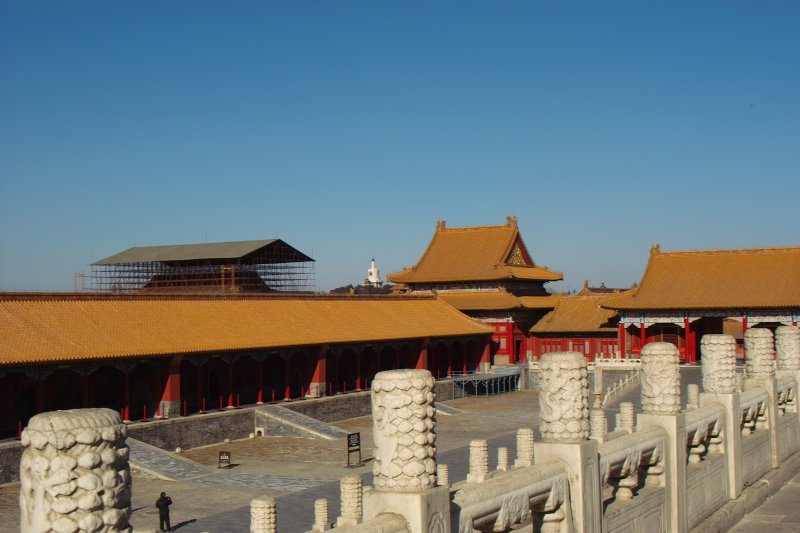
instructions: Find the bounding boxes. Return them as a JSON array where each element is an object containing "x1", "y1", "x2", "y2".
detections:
[{"x1": 156, "y1": 496, "x2": 172, "y2": 515}]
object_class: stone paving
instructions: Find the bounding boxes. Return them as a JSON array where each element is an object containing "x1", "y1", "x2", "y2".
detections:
[{"x1": 729, "y1": 472, "x2": 800, "y2": 532}]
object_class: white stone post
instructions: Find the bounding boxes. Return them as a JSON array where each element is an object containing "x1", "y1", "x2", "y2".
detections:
[
  {"x1": 514, "y1": 428, "x2": 534, "y2": 467},
  {"x1": 776, "y1": 326, "x2": 800, "y2": 396},
  {"x1": 636, "y1": 342, "x2": 688, "y2": 533},
  {"x1": 590, "y1": 409, "x2": 607, "y2": 443},
  {"x1": 699, "y1": 333, "x2": 743, "y2": 499},
  {"x1": 250, "y1": 496, "x2": 277, "y2": 533},
  {"x1": 19, "y1": 408, "x2": 132, "y2": 533},
  {"x1": 436, "y1": 464, "x2": 449, "y2": 487},
  {"x1": 619, "y1": 402, "x2": 635, "y2": 433},
  {"x1": 534, "y1": 352, "x2": 601, "y2": 533},
  {"x1": 686, "y1": 384, "x2": 700, "y2": 410},
  {"x1": 497, "y1": 447, "x2": 509, "y2": 472},
  {"x1": 743, "y1": 328, "x2": 780, "y2": 468},
  {"x1": 467, "y1": 439, "x2": 489, "y2": 483},
  {"x1": 336, "y1": 475, "x2": 362, "y2": 527},
  {"x1": 311, "y1": 498, "x2": 329, "y2": 532},
  {"x1": 362, "y1": 369, "x2": 450, "y2": 533}
]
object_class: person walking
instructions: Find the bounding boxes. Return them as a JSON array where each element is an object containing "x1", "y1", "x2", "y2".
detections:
[{"x1": 156, "y1": 491, "x2": 173, "y2": 532}]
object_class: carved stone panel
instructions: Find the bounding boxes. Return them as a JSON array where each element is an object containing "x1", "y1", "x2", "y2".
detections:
[
  {"x1": 371, "y1": 369, "x2": 437, "y2": 491},
  {"x1": 700, "y1": 334, "x2": 737, "y2": 393},
  {"x1": 641, "y1": 342, "x2": 681, "y2": 414},
  {"x1": 538, "y1": 352, "x2": 590, "y2": 442}
]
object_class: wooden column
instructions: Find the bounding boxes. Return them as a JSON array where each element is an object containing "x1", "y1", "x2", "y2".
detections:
[
  {"x1": 640, "y1": 321, "x2": 646, "y2": 353},
  {"x1": 416, "y1": 339, "x2": 430, "y2": 371},
  {"x1": 684, "y1": 317, "x2": 692, "y2": 364},
  {"x1": 618, "y1": 322, "x2": 626, "y2": 359},
  {"x1": 160, "y1": 356, "x2": 182, "y2": 417},
  {"x1": 196, "y1": 361, "x2": 204, "y2": 412},
  {"x1": 257, "y1": 357, "x2": 264, "y2": 403},
  {"x1": 284, "y1": 355, "x2": 291, "y2": 400},
  {"x1": 227, "y1": 358, "x2": 235, "y2": 408},
  {"x1": 123, "y1": 368, "x2": 131, "y2": 421},
  {"x1": 355, "y1": 350, "x2": 363, "y2": 391}
]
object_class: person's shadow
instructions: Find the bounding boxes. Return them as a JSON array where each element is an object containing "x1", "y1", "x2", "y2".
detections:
[{"x1": 171, "y1": 519, "x2": 196, "y2": 531}]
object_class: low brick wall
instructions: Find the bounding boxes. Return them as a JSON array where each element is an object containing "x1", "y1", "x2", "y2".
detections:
[
  {"x1": 0, "y1": 440, "x2": 23, "y2": 485},
  {"x1": 126, "y1": 409, "x2": 254, "y2": 451}
]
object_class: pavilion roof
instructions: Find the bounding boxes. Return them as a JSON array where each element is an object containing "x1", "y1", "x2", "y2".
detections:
[
  {"x1": 0, "y1": 293, "x2": 491, "y2": 366},
  {"x1": 387, "y1": 217, "x2": 562, "y2": 284},
  {"x1": 531, "y1": 295, "x2": 618, "y2": 334},
  {"x1": 437, "y1": 290, "x2": 560, "y2": 311},
  {"x1": 602, "y1": 245, "x2": 800, "y2": 311},
  {"x1": 94, "y1": 239, "x2": 313, "y2": 265}
]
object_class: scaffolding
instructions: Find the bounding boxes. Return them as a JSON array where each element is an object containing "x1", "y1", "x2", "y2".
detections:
[{"x1": 89, "y1": 240, "x2": 315, "y2": 293}]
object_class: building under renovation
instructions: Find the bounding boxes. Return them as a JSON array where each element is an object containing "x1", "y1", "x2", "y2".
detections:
[{"x1": 90, "y1": 239, "x2": 315, "y2": 293}]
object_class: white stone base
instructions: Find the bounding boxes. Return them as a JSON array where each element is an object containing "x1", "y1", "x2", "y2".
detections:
[{"x1": 363, "y1": 486, "x2": 450, "y2": 533}]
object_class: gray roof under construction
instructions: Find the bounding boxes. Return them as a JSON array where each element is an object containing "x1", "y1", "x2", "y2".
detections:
[{"x1": 94, "y1": 239, "x2": 313, "y2": 265}]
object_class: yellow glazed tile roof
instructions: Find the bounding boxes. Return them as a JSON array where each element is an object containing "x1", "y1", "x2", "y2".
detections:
[
  {"x1": 437, "y1": 290, "x2": 560, "y2": 311},
  {"x1": 0, "y1": 294, "x2": 492, "y2": 366},
  {"x1": 531, "y1": 296, "x2": 618, "y2": 333},
  {"x1": 603, "y1": 246, "x2": 800, "y2": 311},
  {"x1": 388, "y1": 218, "x2": 562, "y2": 284}
]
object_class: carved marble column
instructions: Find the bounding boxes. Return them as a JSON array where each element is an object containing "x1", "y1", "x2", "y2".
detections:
[
  {"x1": 534, "y1": 352, "x2": 599, "y2": 532},
  {"x1": 370, "y1": 369, "x2": 436, "y2": 491},
  {"x1": 641, "y1": 342, "x2": 681, "y2": 414},
  {"x1": 336, "y1": 476, "x2": 362, "y2": 527},
  {"x1": 745, "y1": 328, "x2": 775, "y2": 379},
  {"x1": 538, "y1": 351, "x2": 590, "y2": 442},
  {"x1": 776, "y1": 326, "x2": 800, "y2": 371},
  {"x1": 701, "y1": 334, "x2": 738, "y2": 394},
  {"x1": 743, "y1": 328, "x2": 780, "y2": 469},
  {"x1": 363, "y1": 369, "x2": 450, "y2": 533},
  {"x1": 637, "y1": 342, "x2": 687, "y2": 532},
  {"x1": 699, "y1": 333, "x2": 744, "y2": 499},
  {"x1": 20, "y1": 408, "x2": 131, "y2": 533}
]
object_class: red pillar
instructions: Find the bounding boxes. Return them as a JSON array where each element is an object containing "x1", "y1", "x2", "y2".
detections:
[
  {"x1": 284, "y1": 356, "x2": 291, "y2": 400},
  {"x1": 355, "y1": 351, "x2": 363, "y2": 390},
  {"x1": 227, "y1": 359, "x2": 235, "y2": 408},
  {"x1": 416, "y1": 340, "x2": 430, "y2": 371},
  {"x1": 639, "y1": 321, "x2": 646, "y2": 353},
  {"x1": 618, "y1": 323, "x2": 626, "y2": 359},
  {"x1": 196, "y1": 362, "x2": 203, "y2": 413},
  {"x1": 310, "y1": 346, "x2": 329, "y2": 397},
  {"x1": 256, "y1": 359, "x2": 264, "y2": 403},
  {"x1": 480, "y1": 339, "x2": 491, "y2": 370},
  {"x1": 123, "y1": 369, "x2": 131, "y2": 421},
  {"x1": 684, "y1": 317, "x2": 692, "y2": 364},
  {"x1": 160, "y1": 356, "x2": 182, "y2": 417},
  {"x1": 447, "y1": 348, "x2": 452, "y2": 377}
]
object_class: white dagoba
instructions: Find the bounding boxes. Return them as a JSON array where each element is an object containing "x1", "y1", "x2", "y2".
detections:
[{"x1": 365, "y1": 258, "x2": 382, "y2": 287}]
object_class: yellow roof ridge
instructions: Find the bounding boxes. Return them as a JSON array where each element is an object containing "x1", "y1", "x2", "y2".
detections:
[{"x1": 656, "y1": 245, "x2": 800, "y2": 256}]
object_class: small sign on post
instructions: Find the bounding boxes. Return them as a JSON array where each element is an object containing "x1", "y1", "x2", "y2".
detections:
[
  {"x1": 346, "y1": 432, "x2": 363, "y2": 468},
  {"x1": 218, "y1": 450, "x2": 231, "y2": 469}
]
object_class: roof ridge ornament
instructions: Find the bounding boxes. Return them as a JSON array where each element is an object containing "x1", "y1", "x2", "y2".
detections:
[
  {"x1": 650, "y1": 243, "x2": 661, "y2": 255},
  {"x1": 506, "y1": 215, "x2": 517, "y2": 227},
  {"x1": 436, "y1": 220, "x2": 447, "y2": 231}
]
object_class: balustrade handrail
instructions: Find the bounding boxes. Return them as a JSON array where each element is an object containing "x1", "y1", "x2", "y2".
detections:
[
  {"x1": 452, "y1": 462, "x2": 568, "y2": 532},
  {"x1": 598, "y1": 426, "x2": 665, "y2": 484},
  {"x1": 685, "y1": 405, "x2": 724, "y2": 436},
  {"x1": 740, "y1": 387, "x2": 769, "y2": 413}
]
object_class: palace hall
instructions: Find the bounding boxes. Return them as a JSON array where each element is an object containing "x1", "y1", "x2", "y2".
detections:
[
  {"x1": 0, "y1": 293, "x2": 491, "y2": 439},
  {"x1": 388, "y1": 217, "x2": 562, "y2": 366},
  {"x1": 603, "y1": 245, "x2": 800, "y2": 363}
]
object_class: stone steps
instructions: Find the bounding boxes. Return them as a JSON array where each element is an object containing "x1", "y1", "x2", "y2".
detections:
[{"x1": 255, "y1": 405, "x2": 349, "y2": 440}]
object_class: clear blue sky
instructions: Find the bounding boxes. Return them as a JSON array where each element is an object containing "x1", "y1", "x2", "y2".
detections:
[{"x1": 1, "y1": 1, "x2": 798, "y2": 293}]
